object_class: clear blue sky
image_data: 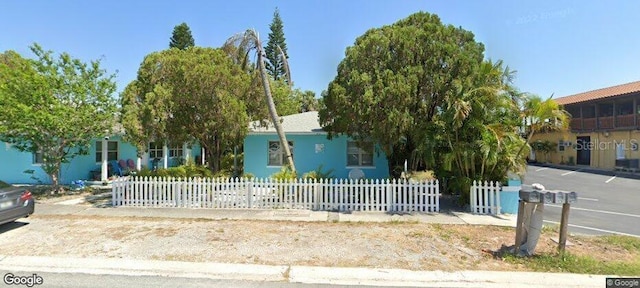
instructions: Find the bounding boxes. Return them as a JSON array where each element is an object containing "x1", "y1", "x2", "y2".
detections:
[{"x1": 2, "y1": 0, "x2": 639, "y2": 99}]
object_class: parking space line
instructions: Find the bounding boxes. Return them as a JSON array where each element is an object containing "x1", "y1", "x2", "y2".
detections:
[
  {"x1": 561, "y1": 170, "x2": 579, "y2": 176},
  {"x1": 535, "y1": 168, "x2": 548, "y2": 172},
  {"x1": 605, "y1": 176, "x2": 616, "y2": 183},
  {"x1": 578, "y1": 197, "x2": 598, "y2": 202},
  {"x1": 544, "y1": 220, "x2": 640, "y2": 238},
  {"x1": 546, "y1": 205, "x2": 640, "y2": 218}
]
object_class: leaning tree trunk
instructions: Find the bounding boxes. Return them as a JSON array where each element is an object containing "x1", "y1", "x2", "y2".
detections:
[{"x1": 255, "y1": 43, "x2": 296, "y2": 173}]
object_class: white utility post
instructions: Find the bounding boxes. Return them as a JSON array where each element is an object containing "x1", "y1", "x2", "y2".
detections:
[
  {"x1": 201, "y1": 147, "x2": 206, "y2": 165},
  {"x1": 100, "y1": 139, "x2": 108, "y2": 181}
]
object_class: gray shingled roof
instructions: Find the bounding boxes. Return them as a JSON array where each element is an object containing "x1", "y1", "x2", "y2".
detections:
[{"x1": 249, "y1": 111, "x2": 325, "y2": 134}]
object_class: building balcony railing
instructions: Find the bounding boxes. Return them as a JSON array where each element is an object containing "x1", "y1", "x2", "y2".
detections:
[
  {"x1": 569, "y1": 115, "x2": 637, "y2": 131},
  {"x1": 583, "y1": 118, "x2": 596, "y2": 130},
  {"x1": 598, "y1": 116, "x2": 614, "y2": 129},
  {"x1": 616, "y1": 114, "x2": 636, "y2": 127}
]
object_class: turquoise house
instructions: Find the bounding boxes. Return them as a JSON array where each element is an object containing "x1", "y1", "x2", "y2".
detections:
[
  {"x1": 0, "y1": 135, "x2": 202, "y2": 185},
  {"x1": 244, "y1": 111, "x2": 390, "y2": 179}
]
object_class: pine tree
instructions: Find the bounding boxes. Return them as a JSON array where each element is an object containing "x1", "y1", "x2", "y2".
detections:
[
  {"x1": 264, "y1": 8, "x2": 289, "y2": 80},
  {"x1": 169, "y1": 22, "x2": 195, "y2": 50}
]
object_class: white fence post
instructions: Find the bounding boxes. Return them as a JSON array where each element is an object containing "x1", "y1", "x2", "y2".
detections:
[{"x1": 247, "y1": 178, "x2": 253, "y2": 209}]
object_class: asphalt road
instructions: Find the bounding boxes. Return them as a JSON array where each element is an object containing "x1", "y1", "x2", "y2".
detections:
[
  {"x1": 0, "y1": 271, "x2": 404, "y2": 288},
  {"x1": 523, "y1": 165, "x2": 640, "y2": 237}
]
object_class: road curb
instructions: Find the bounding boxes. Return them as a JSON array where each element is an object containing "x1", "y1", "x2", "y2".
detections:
[
  {"x1": 0, "y1": 255, "x2": 288, "y2": 282},
  {"x1": 288, "y1": 266, "x2": 610, "y2": 288},
  {"x1": 0, "y1": 255, "x2": 615, "y2": 287}
]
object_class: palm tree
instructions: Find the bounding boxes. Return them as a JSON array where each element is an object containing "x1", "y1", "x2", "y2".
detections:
[
  {"x1": 225, "y1": 29, "x2": 296, "y2": 173},
  {"x1": 516, "y1": 94, "x2": 570, "y2": 159}
]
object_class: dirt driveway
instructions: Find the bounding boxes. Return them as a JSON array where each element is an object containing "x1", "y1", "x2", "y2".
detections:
[{"x1": 0, "y1": 209, "x2": 633, "y2": 273}]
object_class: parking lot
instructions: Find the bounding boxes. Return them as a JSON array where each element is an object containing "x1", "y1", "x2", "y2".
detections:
[{"x1": 524, "y1": 165, "x2": 640, "y2": 237}]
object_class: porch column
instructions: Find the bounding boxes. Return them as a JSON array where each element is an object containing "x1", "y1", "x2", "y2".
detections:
[
  {"x1": 101, "y1": 140, "x2": 108, "y2": 181},
  {"x1": 201, "y1": 147, "x2": 206, "y2": 165},
  {"x1": 141, "y1": 150, "x2": 149, "y2": 170},
  {"x1": 163, "y1": 144, "x2": 169, "y2": 169},
  {"x1": 183, "y1": 143, "x2": 190, "y2": 164},
  {"x1": 136, "y1": 157, "x2": 142, "y2": 171}
]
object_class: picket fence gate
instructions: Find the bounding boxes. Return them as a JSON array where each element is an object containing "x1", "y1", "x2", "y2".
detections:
[
  {"x1": 111, "y1": 177, "x2": 440, "y2": 213},
  {"x1": 470, "y1": 180, "x2": 501, "y2": 215}
]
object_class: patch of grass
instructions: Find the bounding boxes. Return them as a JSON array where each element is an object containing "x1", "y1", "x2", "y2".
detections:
[
  {"x1": 596, "y1": 235, "x2": 640, "y2": 252},
  {"x1": 407, "y1": 231, "x2": 425, "y2": 238},
  {"x1": 541, "y1": 224, "x2": 559, "y2": 234},
  {"x1": 431, "y1": 224, "x2": 451, "y2": 240},
  {"x1": 502, "y1": 252, "x2": 640, "y2": 276}
]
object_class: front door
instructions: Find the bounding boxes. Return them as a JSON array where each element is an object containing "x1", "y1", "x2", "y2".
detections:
[{"x1": 576, "y1": 136, "x2": 591, "y2": 166}]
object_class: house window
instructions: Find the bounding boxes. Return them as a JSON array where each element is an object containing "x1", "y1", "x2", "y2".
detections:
[
  {"x1": 149, "y1": 142, "x2": 164, "y2": 159},
  {"x1": 95, "y1": 141, "x2": 118, "y2": 162},
  {"x1": 558, "y1": 141, "x2": 566, "y2": 152},
  {"x1": 33, "y1": 150, "x2": 44, "y2": 165},
  {"x1": 169, "y1": 146, "x2": 184, "y2": 158},
  {"x1": 347, "y1": 141, "x2": 374, "y2": 167},
  {"x1": 268, "y1": 141, "x2": 294, "y2": 166}
]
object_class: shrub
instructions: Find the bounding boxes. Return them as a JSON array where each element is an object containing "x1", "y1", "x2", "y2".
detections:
[
  {"x1": 405, "y1": 170, "x2": 436, "y2": 182},
  {"x1": 270, "y1": 166, "x2": 297, "y2": 180},
  {"x1": 302, "y1": 165, "x2": 335, "y2": 180}
]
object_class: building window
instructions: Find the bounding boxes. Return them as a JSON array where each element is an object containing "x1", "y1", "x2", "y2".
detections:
[
  {"x1": 33, "y1": 150, "x2": 44, "y2": 165},
  {"x1": 169, "y1": 145, "x2": 184, "y2": 158},
  {"x1": 148, "y1": 142, "x2": 164, "y2": 159},
  {"x1": 268, "y1": 141, "x2": 294, "y2": 166},
  {"x1": 347, "y1": 141, "x2": 374, "y2": 167},
  {"x1": 95, "y1": 141, "x2": 118, "y2": 162}
]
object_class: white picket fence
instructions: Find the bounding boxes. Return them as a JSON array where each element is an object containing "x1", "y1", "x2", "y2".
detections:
[
  {"x1": 470, "y1": 180, "x2": 501, "y2": 215},
  {"x1": 111, "y1": 177, "x2": 440, "y2": 212}
]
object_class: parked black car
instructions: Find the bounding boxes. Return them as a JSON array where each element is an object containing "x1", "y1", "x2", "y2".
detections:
[{"x1": 0, "y1": 187, "x2": 35, "y2": 225}]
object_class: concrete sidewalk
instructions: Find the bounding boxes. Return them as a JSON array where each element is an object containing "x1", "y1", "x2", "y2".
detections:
[
  {"x1": 0, "y1": 255, "x2": 610, "y2": 287},
  {"x1": 34, "y1": 202, "x2": 517, "y2": 227}
]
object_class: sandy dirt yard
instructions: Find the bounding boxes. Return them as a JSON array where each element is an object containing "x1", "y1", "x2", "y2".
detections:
[{"x1": 0, "y1": 212, "x2": 634, "y2": 272}]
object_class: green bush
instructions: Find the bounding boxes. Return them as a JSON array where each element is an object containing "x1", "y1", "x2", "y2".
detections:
[
  {"x1": 302, "y1": 165, "x2": 335, "y2": 180},
  {"x1": 134, "y1": 163, "x2": 215, "y2": 178},
  {"x1": 270, "y1": 166, "x2": 297, "y2": 180}
]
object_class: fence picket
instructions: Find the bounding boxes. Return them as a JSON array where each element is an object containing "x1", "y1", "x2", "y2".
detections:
[{"x1": 112, "y1": 176, "x2": 442, "y2": 213}]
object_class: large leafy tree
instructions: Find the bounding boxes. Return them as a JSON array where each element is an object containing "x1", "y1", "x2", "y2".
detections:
[
  {"x1": 320, "y1": 12, "x2": 527, "y2": 195},
  {"x1": 169, "y1": 22, "x2": 195, "y2": 50},
  {"x1": 264, "y1": 8, "x2": 289, "y2": 81},
  {"x1": 120, "y1": 47, "x2": 261, "y2": 172},
  {"x1": 0, "y1": 44, "x2": 117, "y2": 187}
]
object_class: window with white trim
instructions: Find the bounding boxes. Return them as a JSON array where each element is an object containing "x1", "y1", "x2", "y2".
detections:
[
  {"x1": 149, "y1": 142, "x2": 164, "y2": 159},
  {"x1": 347, "y1": 141, "x2": 374, "y2": 167},
  {"x1": 169, "y1": 145, "x2": 184, "y2": 158},
  {"x1": 95, "y1": 141, "x2": 118, "y2": 162},
  {"x1": 268, "y1": 141, "x2": 294, "y2": 166}
]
